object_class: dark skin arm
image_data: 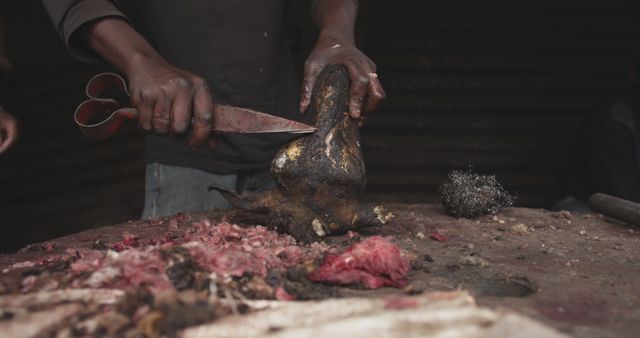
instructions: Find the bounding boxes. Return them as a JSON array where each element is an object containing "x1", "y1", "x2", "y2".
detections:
[
  {"x1": 301, "y1": 0, "x2": 385, "y2": 124},
  {"x1": 84, "y1": 18, "x2": 214, "y2": 147}
]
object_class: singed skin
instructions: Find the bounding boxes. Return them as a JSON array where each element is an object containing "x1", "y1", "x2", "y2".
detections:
[{"x1": 207, "y1": 1, "x2": 388, "y2": 241}]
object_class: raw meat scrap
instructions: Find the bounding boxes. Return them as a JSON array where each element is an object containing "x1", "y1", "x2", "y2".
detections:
[
  {"x1": 429, "y1": 229, "x2": 449, "y2": 242},
  {"x1": 308, "y1": 236, "x2": 411, "y2": 289},
  {"x1": 67, "y1": 221, "x2": 329, "y2": 294}
]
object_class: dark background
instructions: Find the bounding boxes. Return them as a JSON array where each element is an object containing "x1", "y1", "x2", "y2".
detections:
[{"x1": 1, "y1": 0, "x2": 638, "y2": 252}]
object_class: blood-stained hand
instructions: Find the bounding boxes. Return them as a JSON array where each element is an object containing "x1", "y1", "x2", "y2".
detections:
[
  {"x1": 0, "y1": 107, "x2": 18, "y2": 154},
  {"x1": 300, "y1": 37, "x2": 385, "y2": 125},
  {"x1": 127, "y1": 57, "x2": 214, "y2": 147},
  {"x1": 84, "y1": 18, "x2": 215, "y2": 148}
]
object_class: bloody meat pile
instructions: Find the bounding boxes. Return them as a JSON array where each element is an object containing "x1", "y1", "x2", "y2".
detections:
[
  {"x1": 0, "y1": 215, "x2": 412, "y2": 336},
  {"x1": 68, "y1": 221, "x2": 330, "y2": 297},
  {"x1": 2, "y1": 214, "x2": 412, "y2": 300},
  {"x1": 0, "y1": 213, "x2": 415, "y2": 338}
]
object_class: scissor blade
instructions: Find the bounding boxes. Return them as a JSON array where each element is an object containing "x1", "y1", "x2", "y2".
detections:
[{"x1": 213, "y1": 104, "x2": 316, "y2": 134}]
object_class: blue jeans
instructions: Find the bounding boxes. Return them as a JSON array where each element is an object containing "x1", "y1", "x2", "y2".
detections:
[{"x1": 141, "y1": 162, "x2": 275, "y2": 219}]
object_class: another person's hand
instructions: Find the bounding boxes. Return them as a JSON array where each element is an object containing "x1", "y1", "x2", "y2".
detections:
[
  {"x1": 126, "y1": 56, "x2": 214, "y2": 147},
  {"x1": 301, "y1": 37, "x2": 385, "y2": 125},
  {"x1": 0, "y1": 106, "x2": 18, "y2": 154}
]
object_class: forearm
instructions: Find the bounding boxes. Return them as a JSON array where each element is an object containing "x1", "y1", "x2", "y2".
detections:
[
  {"x1": 84, "y1": 18, "x2": 166, "y2": 77},
  {"x1": 314, "y1": 0, "x2": 358, "y2": 45},
  {"x1": 42, "y1": 0, "x2": 129, "y2": 63}
]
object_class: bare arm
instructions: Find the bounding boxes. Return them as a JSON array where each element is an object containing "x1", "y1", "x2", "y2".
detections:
[
  {"x1": 314, "y1": 0, "x2": 357, "y2": 45},
  {"x1": 41, "y1": 1, "x2": 213, "y2": 145},
  {"x1": 301, "y1": 0, "x2": 385, "y2": 123}
]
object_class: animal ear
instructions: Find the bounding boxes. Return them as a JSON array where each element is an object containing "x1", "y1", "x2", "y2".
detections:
[
  {"x1": 207, "y1": 184, "x2": 247, "y2": 209},
  {"x1": 208, "y1": 183, "x2": 282, "y2": 214},
  {"x1": 208, "y1": 183, "x2": 239, "y2": 197}
]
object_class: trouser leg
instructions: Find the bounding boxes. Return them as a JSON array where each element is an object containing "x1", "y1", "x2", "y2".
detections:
[{"x1": 141, "y1": 162, "x2": 237, "y2": 219}]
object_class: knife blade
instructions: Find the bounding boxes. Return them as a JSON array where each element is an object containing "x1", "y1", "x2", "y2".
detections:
[{"x1": 209, "y1": 104, "x2": 316, "y2": 134}]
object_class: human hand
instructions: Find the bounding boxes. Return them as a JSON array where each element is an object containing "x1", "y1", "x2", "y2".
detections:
[
  {"x1": 83, "y1": 18, "x2": 215, "y2": 147},
  {"x1": 300, "y1": 36, "x2": 385, "y2": 125},
  {"x1": 0, "y1": 107, "x2": 18, "y2": 154},
  {"x1": 126, "y1": 56, "x2": 214, "y2": 147}
]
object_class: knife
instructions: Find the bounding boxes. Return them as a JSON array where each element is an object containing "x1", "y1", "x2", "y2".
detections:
[{"x1": 74, "y1": 73, "x2": 316, "y2": 140}]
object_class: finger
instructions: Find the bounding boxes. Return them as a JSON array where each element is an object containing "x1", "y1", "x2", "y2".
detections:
[
  {"x1": 189, "y1": 84, "x2": 214, "y2": 147},
  {"x1": 363, "y1": 73, "x2": 386, "y2": 114},
  {"x1": 0, "y1": 123, "x2": 17, "y2": 154},
  {"x1": 300, "y1": 61, "x2": 323, "y2": 113},
  {"x1": 134, "y1": 92, "x2": 154, "y2": 131},
  {"x1": 345, "y1": 63, "x2": 370, "y2": 120},
  {"x1": 151, "y1": 96, "x2": 171, "y2": 135},
  {"x1": 169, "y1": 90, "x2": 192, "y2": 134}
]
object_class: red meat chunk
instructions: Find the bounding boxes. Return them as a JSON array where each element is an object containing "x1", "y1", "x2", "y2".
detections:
[
  {"x1": 429, "y1": 232, "x2": 448, "y2": 242},
  {"x1": 308, "y1": 236, "x2": 411, "y2": 289}
]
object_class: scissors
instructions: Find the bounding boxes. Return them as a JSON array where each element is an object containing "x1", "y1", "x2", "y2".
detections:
[{"x1": 74, "y1": 73, "x2": 316, "y2": 140}]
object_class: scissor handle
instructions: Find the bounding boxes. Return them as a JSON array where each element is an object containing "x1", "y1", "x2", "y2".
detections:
[
  {"x1": 85, "y1": 72, "x2": 131, "y2": 99},
  {"x1": 74, "y1": 73, "x2": 138, "y2": 140},
  {"x1": 74, "y1": 101, "x2": 138, "y2": 140}
]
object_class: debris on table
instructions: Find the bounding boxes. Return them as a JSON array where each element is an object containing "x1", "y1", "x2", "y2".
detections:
[
  {"x1": 429, "y1": 228, "x2": 449, "y2": 242},
  {"x1": 509, "y1": 223, "x2": 529, "y2": 235},
  {"x1": 438, "y1": 169, "x2": 514, "y2": 218},
  {"x1": 2, "y1": 203, "x2": 639, "y2": 337},
  {"x1": 459, "y1": 255, "x2": 490, "y2": 268}
]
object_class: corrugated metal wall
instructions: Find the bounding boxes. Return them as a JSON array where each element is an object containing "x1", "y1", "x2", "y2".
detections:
[
  {"x1": 360, "y1": 0, "x2": 639, "y2": 205},
  {"x1": 1, "y1": 0, "x2": 638, "y2": 252}
]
